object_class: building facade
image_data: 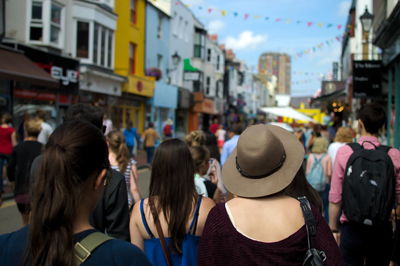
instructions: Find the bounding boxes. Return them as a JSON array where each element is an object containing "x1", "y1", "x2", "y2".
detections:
[
  {"x1": 258, "y1": 53, "x2": 291, "y2": 95},
  {"x1": 114, "y1": 0, "x2": 155, "y2": 132},
  {"x1": 145, "y1": 0, "x2": 178, "y2": 137}
]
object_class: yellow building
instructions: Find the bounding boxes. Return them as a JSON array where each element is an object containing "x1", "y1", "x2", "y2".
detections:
[{"x1": 114, "y1": 0, "x2": 155, "y2": 133}]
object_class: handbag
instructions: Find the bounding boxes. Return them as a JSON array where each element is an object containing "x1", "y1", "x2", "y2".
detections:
[
  {"x1": 148, "y1": 197, "x2": 173, "y2": 266},
  {"x1": 298, "y1": 196, "x2": 327, "y2": 266}
]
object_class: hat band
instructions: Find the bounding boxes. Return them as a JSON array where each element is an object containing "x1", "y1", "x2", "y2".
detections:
[{"x1": 235, "y1": 152, "x2": 286, "y2": 179}]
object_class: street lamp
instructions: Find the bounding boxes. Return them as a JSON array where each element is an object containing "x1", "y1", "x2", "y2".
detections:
[
  {"x1": 359, "y1": 6, "x2": 374, "y2": 60},
  {"x1": 167, "y1": 52, "x2": 182, "y2": 84}
]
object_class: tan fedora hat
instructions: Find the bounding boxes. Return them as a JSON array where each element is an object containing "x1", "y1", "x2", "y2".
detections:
[{"x1": 222, "y1": 124, "x2": 305, "y2": 198}]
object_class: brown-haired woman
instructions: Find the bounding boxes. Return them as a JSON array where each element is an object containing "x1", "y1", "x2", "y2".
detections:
[
  {"x1": 130, "y1": 139, "x2": 215, "y2": 265},
  {"x1": 0, "y1": 120, "x2": 150, "y2": 266},
  {"x1": 107, "y1": 130, "x2": 140, "y2": 207}
]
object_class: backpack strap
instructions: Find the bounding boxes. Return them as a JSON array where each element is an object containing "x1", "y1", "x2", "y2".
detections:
[
  {"x1": 298, "y1": 196, "x2": 317, "y2": 250},
  {"x1": 348, "y1": 142, "x2": 362, "y2": 152},
  {"x1": 74, "y1": 232, "x2": 113, "y2": 265},
  {"x1": 377, "y1": 145, "x2": 392, "y2": 154}
]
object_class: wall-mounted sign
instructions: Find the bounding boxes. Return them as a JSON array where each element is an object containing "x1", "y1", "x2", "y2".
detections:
[
  {"x1": 353, "y1": 60, "x2": 382, "y2": 98},
  {"x1": 184, "y1": 72, "x2": 200, "y2": 81}
]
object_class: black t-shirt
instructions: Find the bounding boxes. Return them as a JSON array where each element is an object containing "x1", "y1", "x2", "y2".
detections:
[{"x1": 7, "y1": 141, "x2": 42, "y2": 196}]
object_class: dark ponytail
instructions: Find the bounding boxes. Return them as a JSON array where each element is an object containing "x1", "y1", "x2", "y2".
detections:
[{"x1": 26, "y1": 121, "x2": 109, "y2": 266}]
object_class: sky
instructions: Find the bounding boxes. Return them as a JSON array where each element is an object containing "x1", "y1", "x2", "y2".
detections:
[{"x1": 181, "y1": 0, "x2": 351, "y2": 97}]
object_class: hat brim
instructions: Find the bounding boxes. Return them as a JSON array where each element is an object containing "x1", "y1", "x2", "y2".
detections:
[{"x1": 222, "y1": 125, "x2": 305, "y2": 198}]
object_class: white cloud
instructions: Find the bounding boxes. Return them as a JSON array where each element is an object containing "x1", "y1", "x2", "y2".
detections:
[
  {"x1": 338, "y1": 1, "x2": 351, "y2": 16},
  {"x1": 224, "y1": 31, "x2": 267, "y2": 51},
  {"x1": 208, "y1": 20, "x2": 225, "y2": 34}
]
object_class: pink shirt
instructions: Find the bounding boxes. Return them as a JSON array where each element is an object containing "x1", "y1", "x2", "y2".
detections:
[
  {"x1": 306, "y1": 153, "x2": 332, "y2": 183},
  {"x1": 329, "y1": 136, "x2": 400, "y2": 223}
]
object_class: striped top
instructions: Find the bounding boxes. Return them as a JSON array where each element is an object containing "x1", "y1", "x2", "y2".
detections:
[{"x1": 111, "y1": 159, "x2": 136, "y2": 207}]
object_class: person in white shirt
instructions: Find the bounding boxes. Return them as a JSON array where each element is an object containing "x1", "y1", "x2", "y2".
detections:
[
  {"x1": 327, "y1": 127, "x2": 354, "y2": 167},
  {"x1": 36, "y1": 110, "x2": 53, "y2": 145}
]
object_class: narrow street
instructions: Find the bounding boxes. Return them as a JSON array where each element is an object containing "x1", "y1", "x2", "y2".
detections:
[{"x1": 0, "y1": 168, "x2": 151, "y2": 235}]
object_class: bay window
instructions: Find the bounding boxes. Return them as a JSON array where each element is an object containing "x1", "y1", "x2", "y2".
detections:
[{"x1": 76, "y1": 21, "x2": 114, "y2": 69}]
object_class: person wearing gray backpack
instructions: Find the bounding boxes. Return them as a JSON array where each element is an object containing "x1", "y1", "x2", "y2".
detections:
[
  {"x1": 306, "y1": 137, "x2": 332, "y2": 222},
  {"x1": 329, "y1": 103, "x2": 400, "y2": 265}
]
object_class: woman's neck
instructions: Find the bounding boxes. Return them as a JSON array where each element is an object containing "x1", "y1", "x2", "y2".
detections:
[{"x1": 73, "y1": 207, "x2": 94, "y2": 234}]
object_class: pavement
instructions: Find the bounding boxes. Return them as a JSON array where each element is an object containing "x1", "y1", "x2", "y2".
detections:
[{"x1": 0, "y1": 161, "x2": 152, "y2": 235}]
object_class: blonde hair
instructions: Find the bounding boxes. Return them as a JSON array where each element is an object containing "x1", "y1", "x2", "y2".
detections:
[
  {"x1": 334, "y1": 127, "x2": 353, "y2": 143},
  {"x1": 311, "y1": 137, "x2": 328, "y2": 154},
  {"x1": 185, "y1": 130, "x2": 205, "y2": 147},
  {"x1": 25, "y1": 118, "x2": 42, "y2": 137},
  {"x1": 107, "y1": 130, "x2": 129, "y2": 172}
]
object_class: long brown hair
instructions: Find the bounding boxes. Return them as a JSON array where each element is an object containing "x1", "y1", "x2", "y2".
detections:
[
  {"x1": 149, "y1": 139, "x2": 196, "y2": 254},
  {"x1": 283, "y1": 166, "x2": 323, "y2": 210},
  {"x1": 26, "y1": 121, "x2": 109, "y2": 266},
  {"x1": 107, "y1": 130, "x2": 129, "y2": 172}
]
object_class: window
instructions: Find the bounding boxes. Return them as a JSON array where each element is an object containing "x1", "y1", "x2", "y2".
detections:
[
  {"x1": 129, "y1": 43, "x2": 136, "y2": 74},
  {"x1": 30, "y1": 1, "x2": 43, "y2": 41},
  {"x1": 157, "y1": 14, "x2": 162, "y2": 39},
  {"x1": 93, "y1": 24, "x2": 99, "y2": 63},
  {"x1": 206, "y1": 76, "x2": 210, "y2": 94},
  {"x1": 76, "y1": 21, "x2": 89, "y2": 58},
  {"x1": 207, "y1": 48, "x2": 211, "y2": 62},
  {"x1": 172, "y1": 12, "x2": 178, "y2": 36},
  {"x1": 50, "y1": 3, "x2": 62, "y2": 44},
  {"x1": 216, "y1": 81, "x2": 220, "y2": 97},
  {"x1": 107, "y1": 32, "x2": 113, "y2": 68},
  {"x1": 184, "y1": 21, "x2": 189, "y2": 42},
  {"x1": 194, "y1": 29, "x2": 205, "y2": 58},
  {"x1": 178, "y1": 16, "x2": 183, "y2": 39},
  {"x1": 157, "y1": 54, "x2": 163, "y2": 69},
  {"x1": 130, "y1": 0, "x2": 137, "y2": 24},
  {"x1": 100, "y1": 27, "x2": 106, "y2": 66},
  {"x1": 217, "y1": 55, "x2": 220, "y2": 70}
]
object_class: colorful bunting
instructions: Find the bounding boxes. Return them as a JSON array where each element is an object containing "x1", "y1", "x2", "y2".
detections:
[
  {"x1": 180, "y1": 1, "x2": 344, "y2": 30},
  {"x1": 293, "y1": 35, "x2": 342, "y2": 60}
]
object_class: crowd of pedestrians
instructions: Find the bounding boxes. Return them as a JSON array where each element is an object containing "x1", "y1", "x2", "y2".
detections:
[{"x1": 0, "y1": 102, "x2": 399, "y2": 265}]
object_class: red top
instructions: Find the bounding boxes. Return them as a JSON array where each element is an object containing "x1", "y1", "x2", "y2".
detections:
[
  {"x1": 210, "y1": 124, "x2": 219, "y2": 134},
  {"x1": 0, "y1": 126, "x2": 15, "y2": 155},
  {"x1": 198, "y1": 203, "x2": 343, "y2": 266}
]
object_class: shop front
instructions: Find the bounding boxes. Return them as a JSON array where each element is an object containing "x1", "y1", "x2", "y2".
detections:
[
  {"x1": 117, "y1": 75, "x2": 155, "y2": 132},
  {"x1": 2, "y1": 43, "x2": 80, "y2": 126},
  {"x1": 150, "y1": 81, "x2": 178, "y2": 137},
  {"x1": 189, "y1": 92, "x2": 217, "y2": 132},
  {"x1": 176, "y1": 88, "x2": 192, "y2": 138}
]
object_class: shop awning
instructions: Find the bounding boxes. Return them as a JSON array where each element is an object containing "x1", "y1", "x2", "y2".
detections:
[
  {"x1": 0, "y1": 48, "x2": 58, "y2": 88},
  {"x1": 260, "y1": 107, "x2": 316, "y2": 122}
]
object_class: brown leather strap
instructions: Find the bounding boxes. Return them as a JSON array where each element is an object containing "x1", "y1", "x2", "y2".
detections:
[{"x1": 148, "y1": 197, "x2": 172, "y2": 266}]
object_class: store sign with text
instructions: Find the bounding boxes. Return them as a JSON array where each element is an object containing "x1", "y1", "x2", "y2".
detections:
[{"x1": 353, "y1": 60, "x2": 382, "y2": 98}]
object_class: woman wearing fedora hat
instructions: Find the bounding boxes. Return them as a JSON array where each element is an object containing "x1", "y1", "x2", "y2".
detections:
[{"x1": 198, "y1": 125, "x2": 342, "y2": 265}]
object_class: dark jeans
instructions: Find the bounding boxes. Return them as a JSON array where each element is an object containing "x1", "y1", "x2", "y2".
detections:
[
  {"x1": 145, "y1": 147, "x2": 155, "y2": 164},
  {"x1": 318, "y1": 184, "x2": 330, "y2": 222},
  {"x1": 340, "y1": 222, "x2": 392, "y2": 266},
  {"x1": 0, "y1": 155, "x2": 8, "y2": 193}
]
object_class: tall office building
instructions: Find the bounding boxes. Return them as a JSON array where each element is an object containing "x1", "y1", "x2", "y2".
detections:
[{"x1": 258, "y1": 53, "x2": 291, "y2": 95}]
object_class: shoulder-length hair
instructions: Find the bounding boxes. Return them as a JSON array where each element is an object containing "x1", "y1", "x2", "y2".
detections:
[{"x1": 149, "y1": 139, "x2": 197, "y2": 253}]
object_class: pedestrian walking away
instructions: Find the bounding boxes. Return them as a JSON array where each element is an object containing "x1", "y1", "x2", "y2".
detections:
[
  {"x1": 142, "y1": 122, "x2": 160, "y2": 164},
  {"x1": 30, "y1": 104, "x2": 131, "y2": 241},
  {"x1": 220, "y1": 123, "x2": 243, "y2": 166},
  {"x1": 7, "y1": 118, "x2": 43, "y2": 225},
  {"x1": 130, "y1": 139, "x2": 215, "y2": 265},
  {"x1": 124, "y1": 120, "x2": 139, "y2": 157},
  {"x1": 0, "y1": 121, "x2": 150, "y2": 266},
  {"x1": 198, "y1": 124, "x2": 342, "y2": 266},
  {"x1": 329, "y1": 103, "x2": 400, "y2": 265},
  {"x1": 107, "y1": 130, "x2": 141, "y2": 208}
]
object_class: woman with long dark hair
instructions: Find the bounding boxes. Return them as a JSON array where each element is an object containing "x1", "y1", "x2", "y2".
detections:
[
  {"x1": 0, "y1": 121, "x2": 150, "y2": 266},
  {"x1": 198, "y1": 124, "x2": 342, "y2": 265},
  {"x1": 130, "y1": 139, "x2": 215, "y2": 265}
]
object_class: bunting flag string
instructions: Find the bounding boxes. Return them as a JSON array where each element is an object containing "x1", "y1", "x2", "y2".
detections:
[
  {"x1": 293, "y1": 71, "x2": 324, "y2": 77},
  {"x1": 292, "y1": 79, "x2": 321, "y2": 85},
  {"x1": 292, "y1": 35, "x2": 342, "y2": 60},
  {"x1": 177, "y1": 1, "x2": 343, "y2": 30}
]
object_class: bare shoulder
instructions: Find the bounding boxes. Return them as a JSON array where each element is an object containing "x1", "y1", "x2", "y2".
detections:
[{"x1": 200, "y1": 197, "x2": 216, "y2": 213}]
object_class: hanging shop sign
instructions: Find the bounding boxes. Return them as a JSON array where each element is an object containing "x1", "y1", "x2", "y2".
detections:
[{"x1": 353, "y1": 60, "x2": 382, "y2": 98}]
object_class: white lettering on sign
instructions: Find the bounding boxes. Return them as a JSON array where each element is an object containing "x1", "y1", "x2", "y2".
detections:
[{"x1": 51, "y1": 66, "x2": 79, "y2": 86}]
